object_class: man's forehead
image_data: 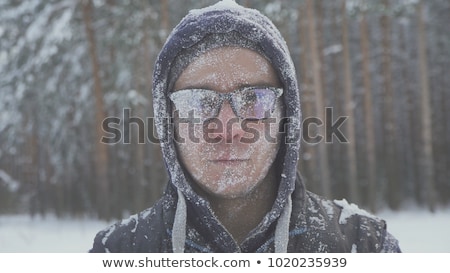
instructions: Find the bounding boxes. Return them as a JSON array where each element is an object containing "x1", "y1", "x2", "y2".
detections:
[{"x1": 173, "y1": 47, "x2": 279, "y2": 92}]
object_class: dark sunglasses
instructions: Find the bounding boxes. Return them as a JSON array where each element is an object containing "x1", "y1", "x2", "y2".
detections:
[{"x1": 169, "y1": 86, "x2": 283, "y2": 120}]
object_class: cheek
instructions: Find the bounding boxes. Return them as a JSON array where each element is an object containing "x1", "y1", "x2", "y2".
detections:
[
  {"x1": 250, "y1": 111, "x2": 284, "y2": 169},
  {"x1": 240, "y1": 122, "x2": 281, "y2": 168},
  {"x1": 175, "y1": 140, "x2": 204, "y2": 181},
  {"x1": 173, "y1": 119, "x2": 203, "y2": 144},
  {"x1": 174, "y1": 124, "x2": 214, "y2": 172},
  {"x1": 244, "y1": 107, "x2": 284, "y2": 147},
  {"x1": 252, "y1": 133, "x2": 280, "y2": 168}
]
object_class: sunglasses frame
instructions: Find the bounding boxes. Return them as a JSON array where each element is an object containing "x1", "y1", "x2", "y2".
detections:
[{"x1": 169, "y1": 86, "x2": 283, "y2": 120}]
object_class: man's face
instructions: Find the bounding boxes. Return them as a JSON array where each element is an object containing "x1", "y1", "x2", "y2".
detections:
[{"x1": 172, "y1": 47, "x2": 284, "y2": 199}]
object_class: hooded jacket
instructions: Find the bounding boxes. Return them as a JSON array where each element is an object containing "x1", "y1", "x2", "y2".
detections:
[{"x1": 90, "y1": 0, "x2": 401, "y2": 253}]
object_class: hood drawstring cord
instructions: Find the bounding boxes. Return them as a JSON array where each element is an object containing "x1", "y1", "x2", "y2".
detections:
[
  {"x1": 274, "y1": 194, "x2": 292, "y2": 253},
  {"x1": 172, "y1": 189, "x2": 187, "y2": 253}
]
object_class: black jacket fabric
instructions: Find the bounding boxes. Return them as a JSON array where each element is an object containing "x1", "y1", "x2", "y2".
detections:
[{"x1": 90, "y1": 0, "x2": 400, "y2": 253}]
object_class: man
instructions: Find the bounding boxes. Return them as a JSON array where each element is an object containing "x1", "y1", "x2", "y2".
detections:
[{"x1": 90, "y1": 0, "x2": 401, "y2": 253}]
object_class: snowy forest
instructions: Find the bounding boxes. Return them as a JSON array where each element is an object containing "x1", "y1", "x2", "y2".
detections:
[{"x1": 0, "y1": 0, "x2": 448, "y2": 221}]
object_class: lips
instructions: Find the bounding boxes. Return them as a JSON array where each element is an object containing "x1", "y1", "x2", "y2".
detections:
[
  {"x1": 210, "y1": 158, "x2": 250, "y2": 165},
  {"x1": 206, "y1": 146, "x2": 252, "y2": 165}
]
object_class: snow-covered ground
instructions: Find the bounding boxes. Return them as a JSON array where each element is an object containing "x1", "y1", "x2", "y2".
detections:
[
  {"x1": 377, "y1": 206, "x2": 450, "y2": 252},
  {"x1": 0, "y1": 214, "x2": 110, "y2": 252},
  {"x1": 0, "y1": 206, "x2": 449, "y2": 253}
]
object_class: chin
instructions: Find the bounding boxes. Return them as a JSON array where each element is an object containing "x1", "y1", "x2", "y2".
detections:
[{"x1": 201, "y1": 178, "x2": 262, "y2": 200}]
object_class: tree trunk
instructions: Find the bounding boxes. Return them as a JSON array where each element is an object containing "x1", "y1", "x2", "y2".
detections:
[
  {"x1": 359, "y1": 10, "x2": 377, "y2": 212},
  {"x1": 160, "y1": 0, "x2": 169, "y2": 38},
  {"x1": 143, "y1": 0, "x2": 169, "y2": 206},
  {"x1": 380, "y1": 0, "x2": 400, "y2": 210},
  {"x1": 340, "y1": 0, "x2": 359, "y2": 204},
  {"x1": 297, "y1": 2, "x2": 317, "y2": 193},
  {"x1": 329, "y1": 1, "x2": 345, "y2": 197},
  {"x1": 82, "y1": 0, "x2": 110, "y2": 220},
  {"x1": 416, "y1": 0, "x2": 436, "y2": 211},
  {"x1": 27, "y1": 113, "x2": 42, "y2": 216},
  {"x1": 315, "y1": 0, "x2": 326, "y2": 93},
  {"x1": 305, "y1": 0, "x2": 331, "y2": 198},
  {"x1": 398, "y1": 19, "x2": 418, "y2": 206}
]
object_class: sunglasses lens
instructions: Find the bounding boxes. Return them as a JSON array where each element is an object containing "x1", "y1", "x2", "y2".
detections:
[
  {"x1": 170, "y1": 90, "x2": 219, "y2": 119},
  {"x1": 235, "y1": 88, "x2": 277, "y2": 119},
  {"x1": 195, "y1": 92, "x2": 221, "y2": 119},
  {"x1": 170, "y1": 87, "x2": 280, "y2": 120}
]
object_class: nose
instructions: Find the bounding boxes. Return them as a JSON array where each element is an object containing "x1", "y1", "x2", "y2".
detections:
[{"x1": 207, "y1": 101, "x2": 245, "y2": 143}]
